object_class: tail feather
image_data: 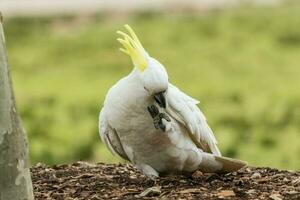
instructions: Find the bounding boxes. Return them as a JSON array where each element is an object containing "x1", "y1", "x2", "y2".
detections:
[
  {"x1": 198, "y1": 152, "x2": 247, "y2": 173},
  {"x1": 210, "y1": 144, "x2": 222, "y2": 157}
]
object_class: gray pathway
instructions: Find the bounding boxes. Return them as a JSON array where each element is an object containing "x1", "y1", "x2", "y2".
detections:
[{"x1": 0, "y1": 0, "x2": 282, "y2": 18}]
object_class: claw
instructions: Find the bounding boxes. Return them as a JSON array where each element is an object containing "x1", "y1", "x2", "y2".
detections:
[
  {"x1": 153, "y1": 117, "x2": 161, "y2": 129},
  {"x1": 159, "y1": 113, "x2": 171, "y2": 122},
  {"x1": 147, "y1": 105, "x2": 159, "y2": 118},
  {"x1": 158, "y1": 121, "x2": 166, "y2": 132},
  {"x1": 147, "y1": 105, "x2": 171, "y2": 132}
]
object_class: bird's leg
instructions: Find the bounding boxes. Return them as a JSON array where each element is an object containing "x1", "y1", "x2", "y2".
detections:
[{"x1": 147, "y1": 105, "x2": 171, "y2": 132}]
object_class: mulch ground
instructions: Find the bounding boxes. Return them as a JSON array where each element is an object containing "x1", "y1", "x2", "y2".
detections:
[{"x1": 31, "y1": 162, "x2": 300, "y2": 200}]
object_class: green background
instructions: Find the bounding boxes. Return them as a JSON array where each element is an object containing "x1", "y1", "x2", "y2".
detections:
[{"x1": 4, "y1": 4, "x2": 300, "y2": 170}]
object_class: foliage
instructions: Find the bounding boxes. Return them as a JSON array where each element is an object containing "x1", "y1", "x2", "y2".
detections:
[{"x1": 4, "y1": 5, "x2": 300, "y2": 169}]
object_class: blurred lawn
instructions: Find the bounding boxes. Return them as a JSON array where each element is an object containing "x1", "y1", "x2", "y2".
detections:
[{"x1": 4, "y1": 5, "x2": 300, "y2": 170}]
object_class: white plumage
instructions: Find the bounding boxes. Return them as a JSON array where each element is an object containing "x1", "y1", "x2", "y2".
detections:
[
  {"x1": 166, "y1": 84, "x2": 221, "y2": 156},
  {"x1": 99, "y1": 25, "x2": 246, "y2": 177}
]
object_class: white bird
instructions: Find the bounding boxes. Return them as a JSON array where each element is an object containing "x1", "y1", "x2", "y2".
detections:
[{"x1": 99, "y1": 24, "x2": 246, "y2": 178}]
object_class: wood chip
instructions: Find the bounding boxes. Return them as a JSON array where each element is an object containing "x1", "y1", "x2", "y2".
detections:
[
  {"x1": 245, "y1": 189, "x2": 256, "y2": 194},
  {"x1": 257, "y1": 177, "x2": 270, "y2": 183},
  {"x1": 179, "y1": 188, "x2": 202, "y2": 194},
  {"x1": 292, "y1": 177, "x2": 300, "y2": 185},
  {"x1": 284, "y1": 190, "x2": 299, "y2": 195},
  {"x1": 217, "y1": 190, "x2": 235, "y2": 198},
  {"x1": 269, "y1": 193, "x2": 283, "y2": 200},
  {"x1": 30, "y1": 163, "x2": 300, "y2": 200},
  {"x1": 135, "y1": 186, "x2": 161, "y2": 197}
]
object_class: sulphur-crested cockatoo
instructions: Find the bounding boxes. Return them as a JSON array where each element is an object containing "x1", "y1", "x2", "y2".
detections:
[{"x1": 99, "y1": 25, "x2": 246, "y2": 178}]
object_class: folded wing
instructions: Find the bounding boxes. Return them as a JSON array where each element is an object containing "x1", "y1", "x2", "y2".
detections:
[
  {"x1": 99, "y1": 108, "x2": 129, "y2": 161},
  {"x1": 166, "y1": 84, "x2": 221, "y2": 156}
]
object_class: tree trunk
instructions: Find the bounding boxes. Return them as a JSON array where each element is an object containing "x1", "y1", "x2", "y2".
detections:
[{"x1": 0, "y1": 13, "x2": 34, "y2": 200}]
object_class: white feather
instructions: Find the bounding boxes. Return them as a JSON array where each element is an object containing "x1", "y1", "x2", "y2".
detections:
[
  {"x1": 166, "y1": 84, "x2": 221, "y2": 156},
  {"x1": 99, "y1": 108, "x2": 129, "y2": 160}
]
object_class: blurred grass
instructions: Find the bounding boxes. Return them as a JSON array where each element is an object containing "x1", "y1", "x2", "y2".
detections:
[{"x1": 4, "y1": 5, "x2": 300, "y2": 170}]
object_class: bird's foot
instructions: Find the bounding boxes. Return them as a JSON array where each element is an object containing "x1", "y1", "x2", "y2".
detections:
[
  {"x1": 147, "y1": 105, "x2": 171, "y2": 132},
  {"x1": 136, "y1": 163, "x2": 159, "y2": 180}
]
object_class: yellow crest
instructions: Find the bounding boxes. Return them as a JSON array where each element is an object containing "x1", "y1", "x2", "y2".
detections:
[{"x1": 117, "y1": 24, "x2": 148, "y2": 72}]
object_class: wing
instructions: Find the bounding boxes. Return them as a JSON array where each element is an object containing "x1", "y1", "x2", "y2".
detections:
[
  {"x1": 166, "y1": 84, "x2": 221, "y2": 156},
  {"x1": 99, "y1": 108, "x2": 129, "y2": 161}
]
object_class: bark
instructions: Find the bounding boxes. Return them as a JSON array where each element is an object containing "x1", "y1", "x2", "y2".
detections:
[{"x1": 0, "y1": 13, "x2": 34, "y2": 200}]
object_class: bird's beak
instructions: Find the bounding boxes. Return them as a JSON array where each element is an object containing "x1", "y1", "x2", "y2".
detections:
[{"x1": 154, "y1": 92, "x2": 166, "y2": 108}]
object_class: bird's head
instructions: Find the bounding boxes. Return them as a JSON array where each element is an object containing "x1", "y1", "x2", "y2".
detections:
[{"x1": 117, "y1": 24, "x2": 168, "y2": 108}]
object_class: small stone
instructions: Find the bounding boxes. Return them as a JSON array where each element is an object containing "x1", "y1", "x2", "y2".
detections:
[
  {"x1": 283, "y1": 177, "x2": 289, "y2": 182},
  {"x1": 251, "y1": 172, "x2": 262, "y2": 179},
  {"x1": 245, "y1": 168, "x2": 251, "y2": 172},
  {"x1": 267, "y1": 185, "x2": 273, "y2": 190}
]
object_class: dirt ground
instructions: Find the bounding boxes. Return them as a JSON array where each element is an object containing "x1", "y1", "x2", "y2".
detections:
[{"x1": 31, "y1": 162, "x2": 300, "y2": 200}]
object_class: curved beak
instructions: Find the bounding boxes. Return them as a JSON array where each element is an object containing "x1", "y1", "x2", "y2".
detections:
[{"x1": 154, "y1": 92, "x2": 166, "y2": 108}]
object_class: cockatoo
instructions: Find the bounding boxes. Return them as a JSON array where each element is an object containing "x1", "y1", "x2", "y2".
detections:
[{"x1": 99, "y1": 25, "x2": 246, "y2": 178}]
